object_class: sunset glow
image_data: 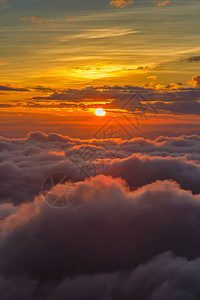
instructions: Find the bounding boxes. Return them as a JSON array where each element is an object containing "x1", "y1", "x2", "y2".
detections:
[{"x1": 0, "y1": 0, "x2": 200, "y2": 138}]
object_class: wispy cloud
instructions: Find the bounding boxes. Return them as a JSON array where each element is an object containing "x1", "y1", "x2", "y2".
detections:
[
  {"x1": 61, "y1": 28, "x2": 138, "y2": 42},
  {"x1": 184, "y1": 56, "x2": 200, "y2": 63},
  {"x1": 0, "y1": 83, "x2": 28, "y2": 92}
]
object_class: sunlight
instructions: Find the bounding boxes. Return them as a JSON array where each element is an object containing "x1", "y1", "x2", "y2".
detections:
[{"x1": 95, "y1": 108, "x2": 106, "y2": 116}]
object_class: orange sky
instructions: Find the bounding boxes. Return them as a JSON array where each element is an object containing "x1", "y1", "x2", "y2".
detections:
[{"x1": 0, "y1": 0, "x2": 200, "y2": 137}]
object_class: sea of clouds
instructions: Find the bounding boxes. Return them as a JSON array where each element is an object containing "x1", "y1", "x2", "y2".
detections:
[{"x1": 1, "y1": 131, "x2": 200, "y2": 299}]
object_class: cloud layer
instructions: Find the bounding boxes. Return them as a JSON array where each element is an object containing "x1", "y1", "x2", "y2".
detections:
[
  {"x1": 1, "y1": 132, "x2": 200, "y2": 204},
  {"x1": 1, "y1": 176, "x2": 200, "y2": 299},
  {"x1": 31, "y1": 84, "x2": 200, "y2": 115},
  {"x1": 1, "y1": 131, "x2": 200, "y2": 298}
]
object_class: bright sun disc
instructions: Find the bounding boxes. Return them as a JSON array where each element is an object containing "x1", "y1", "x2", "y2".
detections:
[{"x1": 95, "y1": 108, "x2": 106, "y2": 116}]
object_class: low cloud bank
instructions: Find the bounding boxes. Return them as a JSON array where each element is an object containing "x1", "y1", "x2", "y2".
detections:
[
  {"x1": 1, "y1": 132, "x2": 200, "y2": 299},
  {"x1": 0, "y1": 177, "x2": 200, "y2": 298},
  {"x1": 0, "y1": 132, "x2": 200, "y2": 204}
]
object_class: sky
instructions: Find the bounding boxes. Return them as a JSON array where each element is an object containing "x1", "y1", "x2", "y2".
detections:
[
  {"x1": 0, "y1": 0, "x2": 200, "y2": 138},
  {"x1": 0, "y1": 0, "x2": 200, "y2": 86}
]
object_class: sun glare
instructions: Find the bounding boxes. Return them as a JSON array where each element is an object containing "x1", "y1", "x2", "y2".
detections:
[{"x1": 95, "y1": 108, "x2": 106, "y2": 116}]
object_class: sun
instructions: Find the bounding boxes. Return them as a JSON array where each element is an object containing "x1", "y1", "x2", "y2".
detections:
[{"x1": 95, "y1": 108, "x2": 106, "y2": 116}]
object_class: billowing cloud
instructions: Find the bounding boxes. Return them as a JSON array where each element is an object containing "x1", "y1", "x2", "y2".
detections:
[
  {"x1": 1, "y1": 131, "x2": 200, "y2": 298},
  {"x1": 189, "y1": 75, "x2": 200, "y2": 88},
  {"x1": 1, "y1": 131, "x2": 200, "y2": 205},
  {"x1": 1, "y1": 252, "x2": 200, "y2": 299},
  {"x1": 1, "y1": 175, "x2": 200, "y2": 298}
]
